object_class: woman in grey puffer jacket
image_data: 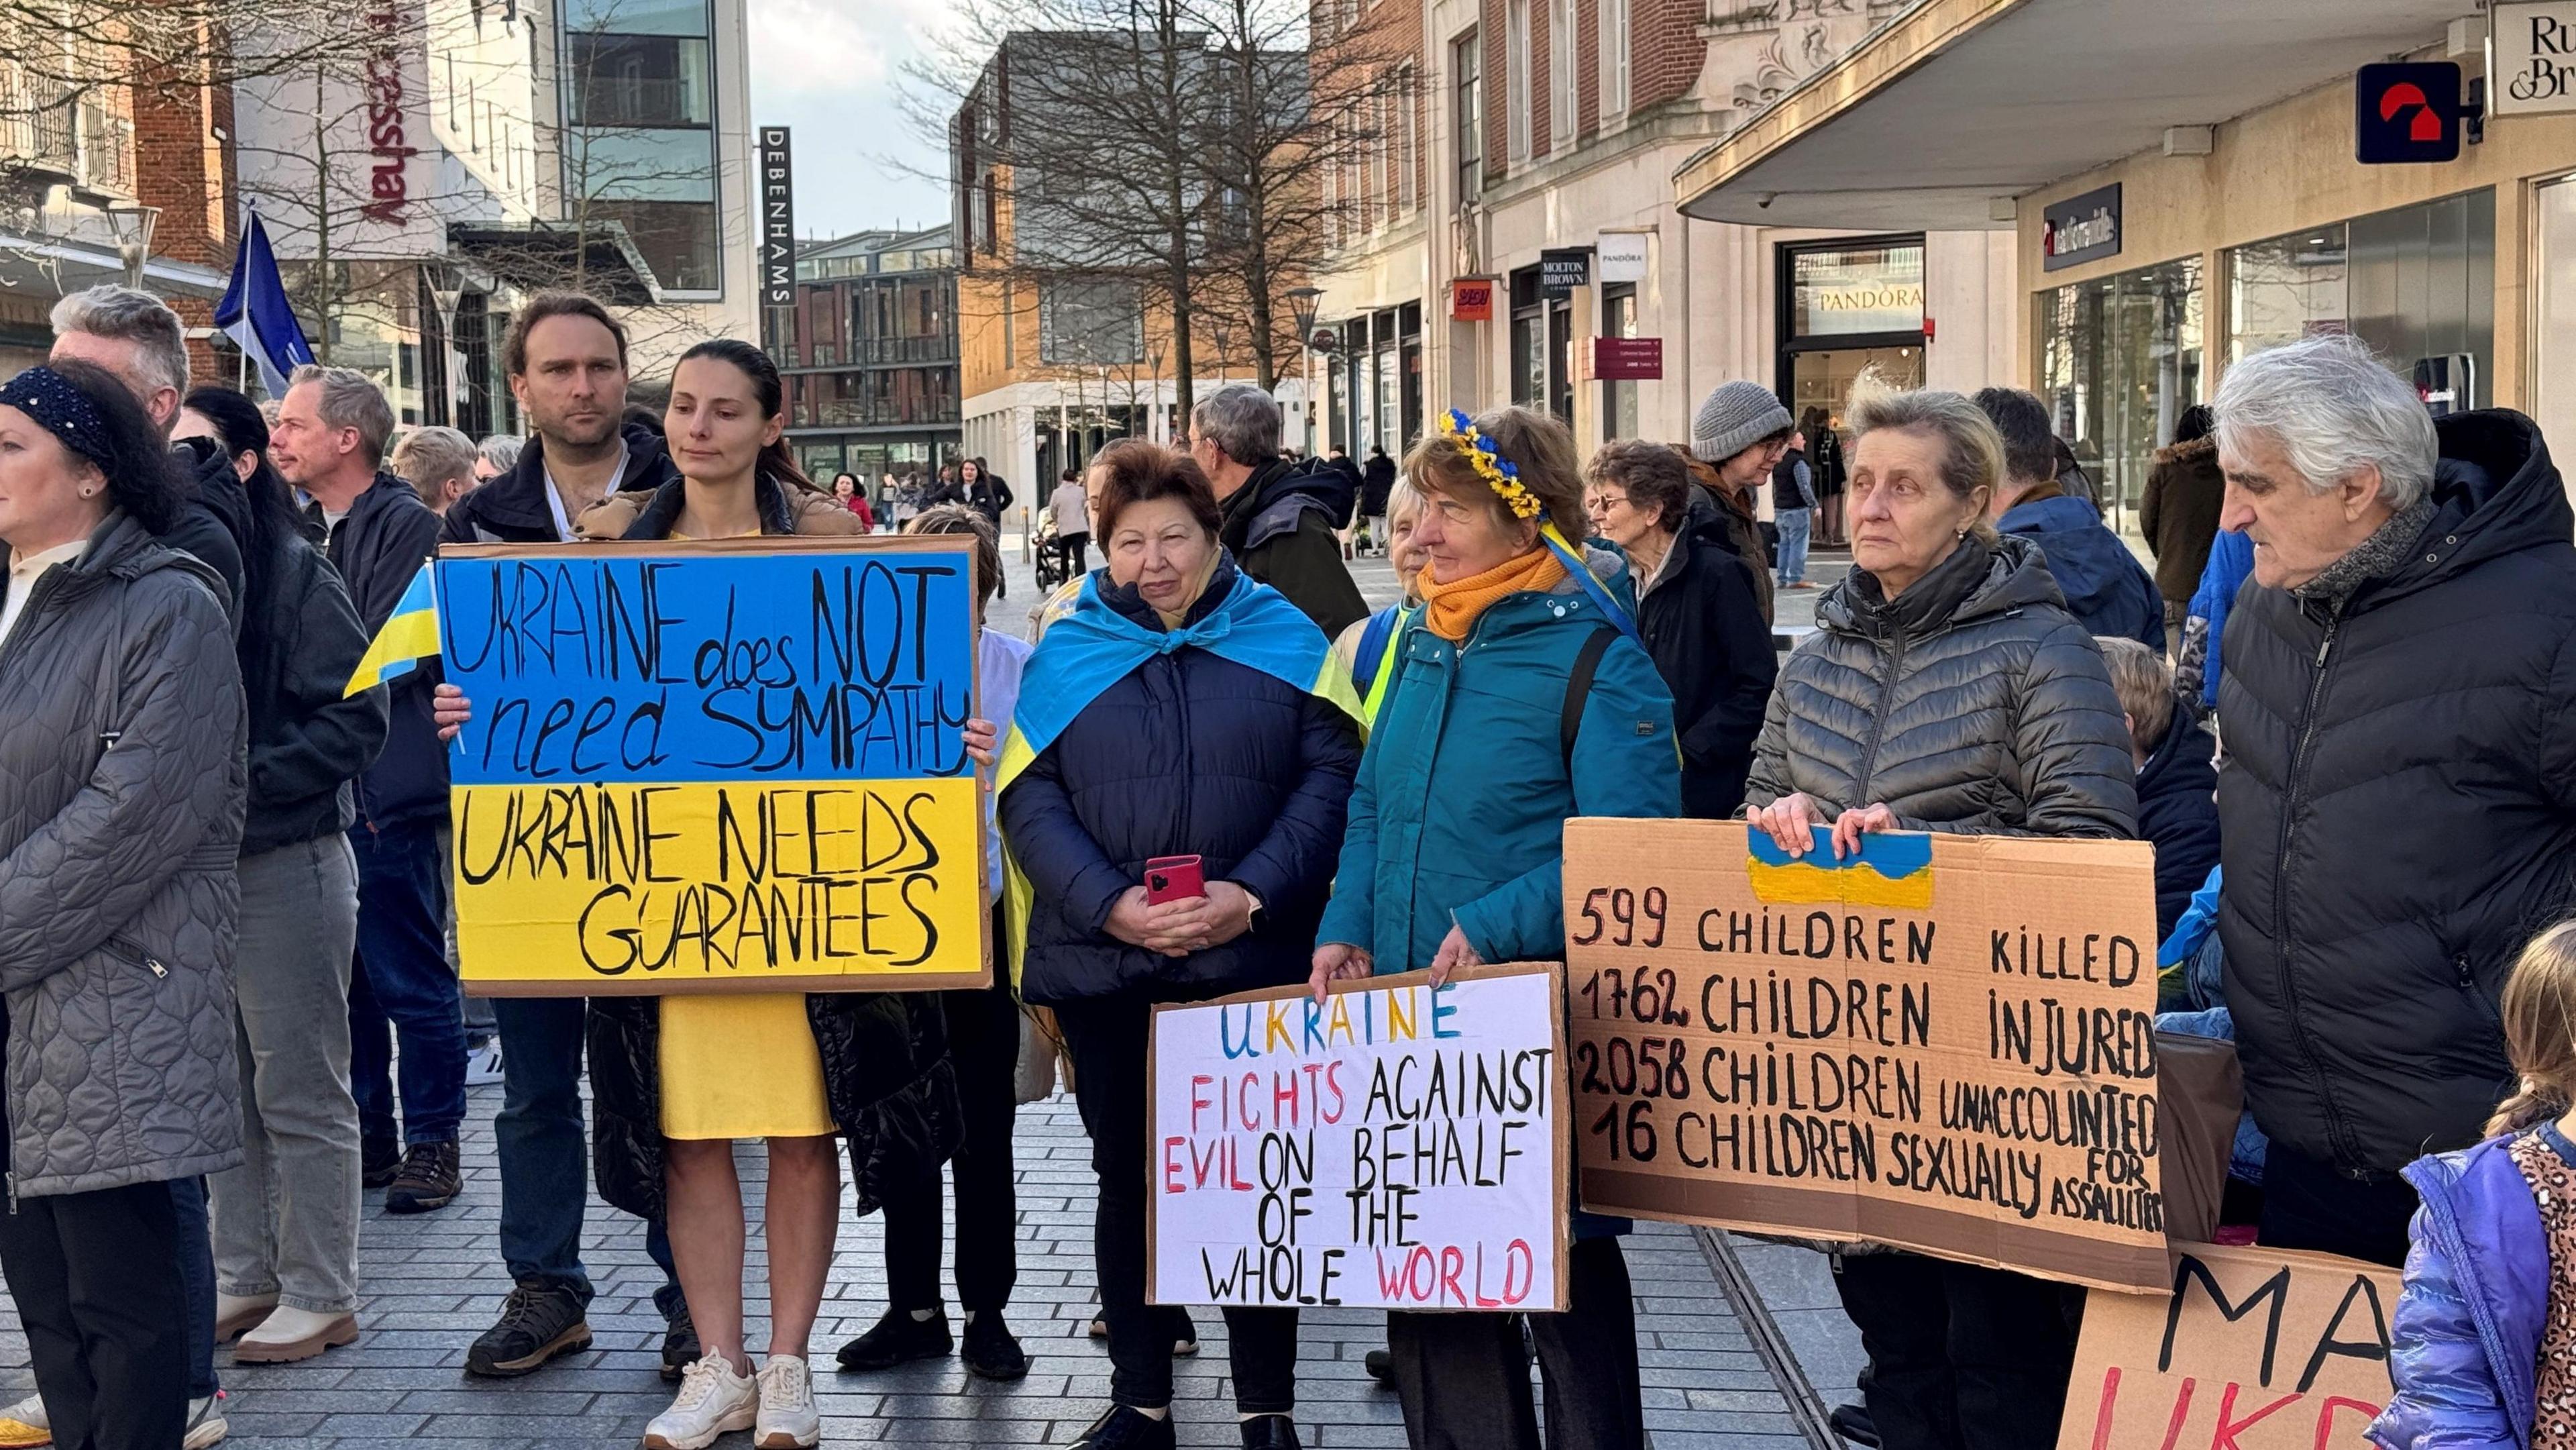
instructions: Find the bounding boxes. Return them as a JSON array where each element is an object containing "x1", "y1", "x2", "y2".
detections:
[
  {"x1": 0, "y1": 360, "x2": 247, "y2": 1450},
  {"x1": 1744, "y1": 380, "x2": 2135, "y2": 1450}
]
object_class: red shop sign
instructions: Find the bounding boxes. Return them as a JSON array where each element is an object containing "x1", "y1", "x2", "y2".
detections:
[{"x1": 1589, "y1": 337, "x2": 1663, "y2": 380}]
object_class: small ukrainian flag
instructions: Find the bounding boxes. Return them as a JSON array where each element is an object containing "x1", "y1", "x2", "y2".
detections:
[{"x1": 343, "y1": 560, "x2": 440, "y2": 697}]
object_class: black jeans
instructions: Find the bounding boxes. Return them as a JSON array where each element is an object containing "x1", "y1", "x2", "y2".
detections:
[
  {"x1": 1057, "y1": 992, "x2": 1297, "y2": 1413},
  {"x1": 1834, "y1": 1251, "x2": 2085, "y2": 1450},
  {"x1": 2257, "y1": 1141, "x2": 2418, "y2": 1268},
  {"x1": 1384, "y1": 1234, "x2": 1644, "y2": 1450},
  {"x1": 882, "y1": 974, "x2": 1020, "y2": 1314},
  {"x1": 1061, "y1": 532, "x2": 1089, "y2": 574}
]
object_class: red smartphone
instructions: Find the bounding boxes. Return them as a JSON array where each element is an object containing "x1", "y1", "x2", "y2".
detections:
[{"x1": 1144, "y1": 855, "x2": 1206, "y2": 904}]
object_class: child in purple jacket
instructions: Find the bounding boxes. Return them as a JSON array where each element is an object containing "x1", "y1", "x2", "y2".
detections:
[{"x1": 2372, "y1": 920, "x2": 2576, "y2": 1450}]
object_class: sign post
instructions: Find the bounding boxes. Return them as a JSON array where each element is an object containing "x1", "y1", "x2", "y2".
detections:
[
  {"x1": 759, "y1": 126, "x2": 796, "y2": 325},
  {"x1": 437, "y1": 536, "x2": 991, "y2": 996}
]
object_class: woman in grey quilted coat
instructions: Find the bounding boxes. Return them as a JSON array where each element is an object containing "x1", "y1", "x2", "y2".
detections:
[
  {"x1": 0, "y1": 360, "x2": 247, "y2": 1450},
  {"x1": 1743, "y1": 378, "x2": 2137, "y2": 1450}
]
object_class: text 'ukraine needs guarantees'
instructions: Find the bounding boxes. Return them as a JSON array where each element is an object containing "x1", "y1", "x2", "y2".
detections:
[
  {"x1": 1561, "y1": 819, "x2": 2167, "y2": 1292},
  {"x1": 437, "y1": 539, "x2": 987, "y2": 993}
]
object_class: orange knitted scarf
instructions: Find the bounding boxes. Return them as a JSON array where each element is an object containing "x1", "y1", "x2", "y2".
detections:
[{"x1": 1417, "y1": 547, "x2": 1566, "y2": 641}]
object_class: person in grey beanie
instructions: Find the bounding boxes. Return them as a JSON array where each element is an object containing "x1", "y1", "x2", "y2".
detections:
[{"x1": 1676, "y1": 380, "x2": 1797, "y2": 623}]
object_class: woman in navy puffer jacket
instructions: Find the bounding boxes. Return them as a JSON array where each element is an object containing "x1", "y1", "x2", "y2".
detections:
[{"x1": 999, "y1": 439, "x2": 1362, "y2": 1450}]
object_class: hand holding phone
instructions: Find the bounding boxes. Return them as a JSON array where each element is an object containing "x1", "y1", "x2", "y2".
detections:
[{"x1": 1143, "y1": 854, "x2": 1206, "y2": 905}]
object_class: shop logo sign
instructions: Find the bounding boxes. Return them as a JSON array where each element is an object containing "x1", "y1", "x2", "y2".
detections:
[
  {"x1": 2496, "y1": 1, "x2": 2576, "y2": 116},
  {"x1": 2041, "y1": 185, "x2": 2121, "y2": 272},
  {"x1": 2355, "y1": 62, "x2": 2463, "y2": 163},
  {"x1": 760, "y1": 127, "x2": 795, "y2": 308},
  {"x1": 1540, "y1": 248, "x2": 1593, "y2": 295}
]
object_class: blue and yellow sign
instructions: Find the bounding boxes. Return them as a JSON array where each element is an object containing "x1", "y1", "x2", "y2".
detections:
[{"x1": 439, "y1": 537, "x2": 987, "y2": 995}]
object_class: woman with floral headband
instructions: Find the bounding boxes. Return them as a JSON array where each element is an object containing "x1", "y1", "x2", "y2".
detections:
[{"x1": 1310, "y1": 405, "x2": 1678, "y2": 1450}]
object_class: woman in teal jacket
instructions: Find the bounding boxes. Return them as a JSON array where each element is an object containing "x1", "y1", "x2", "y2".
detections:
[{"x1": 1311, "y1": 407, "x2": 1679, "y2": 1450}]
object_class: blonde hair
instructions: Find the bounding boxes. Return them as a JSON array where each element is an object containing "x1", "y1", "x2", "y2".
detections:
[
  {"x1": 2489, "y1": 920, "x2": 2576, "y2": 1135},
  {"x1": 1846, "y1": 370, "x2": 2004, "y2": 543},
  {"x1": 1401, "y1": 406, "x2": 1586, "y2": 541},
  {"x1": 2094, "y1": 637, "x2": 2174, "y2": 756}
]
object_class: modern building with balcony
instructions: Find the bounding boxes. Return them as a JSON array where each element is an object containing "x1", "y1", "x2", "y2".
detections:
[{"x1": 781, "y1": 224, "x2": 961, "y2": 482}]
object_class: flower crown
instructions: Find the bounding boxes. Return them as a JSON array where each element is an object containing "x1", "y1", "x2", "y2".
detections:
[{"x1": 1438, "y1": 408, "x2": 1544, "y2": 521}]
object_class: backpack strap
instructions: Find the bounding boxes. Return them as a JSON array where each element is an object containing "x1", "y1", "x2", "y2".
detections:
[{"x1": 1562, "y1": 625, "x2": 1619, "y2": 770}]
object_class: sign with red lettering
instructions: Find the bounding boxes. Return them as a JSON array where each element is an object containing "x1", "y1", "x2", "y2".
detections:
[
  {"x1": 1451, "y1": 278, "x2": 1495, "y2": 322},
  {"x1": 2057, "y1": 1243, "x2": 2398, "y2": 1450},
  {"x1": 1146, "y1": 962, "x2": 1570, "y2": 1312}
]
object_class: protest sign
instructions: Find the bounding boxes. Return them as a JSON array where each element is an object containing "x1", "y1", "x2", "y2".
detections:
[
  {"x1": 1562, "y1": 818, "x2": 2167, "y2": 1292},
  {"x1": 2058, "y1": 1242, "x2": 2398, "y2": 1450},
  {"x1": 1145, "y1": 962, "x2": 1570, "y2": 1312},
  {"x1": 437, "y1": 535, "x2": 988, "y2": 995}
]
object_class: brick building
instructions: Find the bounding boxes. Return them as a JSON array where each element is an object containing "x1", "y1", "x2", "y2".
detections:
[{"x1": 1311, "y1": 0, "x2": 2019, "y2": 464}]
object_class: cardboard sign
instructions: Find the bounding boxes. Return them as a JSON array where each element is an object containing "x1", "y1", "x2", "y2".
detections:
[
  {"x1": 437, "y1": 536, "x2": 989, "y2": 996},
  {"x1": 2059, "y1": 1243, "x2": 2399, "y2": 1450},
  {"x1": 1145, "y1": 962, "x2": 1571, "y2": 1312},
  {"x1": 1562, "y1": 819, "x2": 2167, "y2": 1292}
]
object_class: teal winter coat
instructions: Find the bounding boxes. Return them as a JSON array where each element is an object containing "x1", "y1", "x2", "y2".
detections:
[{"x1": 1318, "y1": 549, "x2": 1680, "y2": 971}]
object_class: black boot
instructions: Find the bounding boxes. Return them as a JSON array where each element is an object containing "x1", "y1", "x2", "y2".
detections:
[
  {"x1": 960, "y1": 1310, "x2": 1028, "y2": 1381},
  {"x1": 1239, "y1": 1414, "x2": 1302, "y2": 1449},
  {"x1": 837, "y1": 1306, "x2": 955, "y2": 1371}
]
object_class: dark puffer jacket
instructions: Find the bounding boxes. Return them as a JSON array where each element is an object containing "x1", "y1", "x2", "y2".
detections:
[
  {"x1": 581, "y1": 474, "x2": 959, "y2": 1219},
  {"x1": 1000, "y1": 553, "x2": 1364, "y2": 1005},
  {"x1": 321, "y1": 472, "x2": 447, "y2": 831},
  {"x1": 0, "y1": 514, "x2": 246, "y2": 1196},
  {"x1": 1218, "y1": 458, "x2": 1370, "y2": 639},
  {"x1": 1745, "y1": 531, "x2": 2137, "y2": 839},
  {"x1": 2218, "y1": 409, "x2": 2576, "y2": 1177}
]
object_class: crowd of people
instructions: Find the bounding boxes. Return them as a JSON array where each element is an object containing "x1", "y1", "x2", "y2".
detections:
[{"x1": 2, "y1": 277, "x2": 2574, "y2": 1450}]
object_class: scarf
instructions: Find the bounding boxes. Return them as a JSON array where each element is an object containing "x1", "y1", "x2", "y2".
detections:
[
  {"x1": 2291, "y1": 497, "x2": 2436, "y2": 612},
  {"x1": 1417, "y1": 546, "x2": 1566, "y2": 642}
]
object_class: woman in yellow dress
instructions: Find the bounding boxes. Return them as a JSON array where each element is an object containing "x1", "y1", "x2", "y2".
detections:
[{"x1": 570, "y1": 340, "x2": 962, "y2": 1450}]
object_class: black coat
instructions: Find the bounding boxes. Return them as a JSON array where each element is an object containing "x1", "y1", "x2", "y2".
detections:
[
  {"x1": 1219, "y1": 459, "x2": 1370, "y2": 639},
  {"x1": 2133, "y1": 696, "x2": 2218, "y2": 943},
  {"x1": 1638, "y1": 498, "x2": 1777, "y2": 819},
  {"x1": 1358, "y1": 455, "x2": 1395, "y2": 519},
  {"x1": 320, "y1": 472, "x2": 447, "y2": 831},
  {"x1": 2219, "y1": 409, "x2": 2576, "y2": 1176},
  {"x1": 965, "y1": 474, "x2": 1014, "y2": 524},
  {"x1": 441, "y1": 423, "x2": 681, "y2": 545},
  {"x1": 584, "y1": 478, "x2": 959, "y2": 1221},
  {"x1": 1000, "y1": 554, "x2": 1362, "y2": 1005}
]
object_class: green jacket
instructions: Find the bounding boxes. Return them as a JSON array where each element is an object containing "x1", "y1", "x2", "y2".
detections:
[{"x1": 1318, "y1": 552, "x2": 1680, "y2": 971}]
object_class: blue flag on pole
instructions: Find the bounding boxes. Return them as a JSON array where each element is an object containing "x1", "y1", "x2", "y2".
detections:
[{"x1": 214, "y1": 211, "x2": 315, "y2": 397}]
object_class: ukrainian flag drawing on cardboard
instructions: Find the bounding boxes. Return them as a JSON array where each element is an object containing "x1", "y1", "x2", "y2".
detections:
[{"x1": 1745, "y1": 829, "x2": 1935, "y2": 911}]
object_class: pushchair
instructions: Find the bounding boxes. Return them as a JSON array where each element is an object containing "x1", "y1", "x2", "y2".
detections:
[{"x1": 1031, "y1": 506, "x2": 1077, "y2": 591}]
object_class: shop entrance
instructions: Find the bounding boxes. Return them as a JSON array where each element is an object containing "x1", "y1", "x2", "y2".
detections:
[{"x1": 1784, "y1": 345, "x2": 1923, "y2": 420}]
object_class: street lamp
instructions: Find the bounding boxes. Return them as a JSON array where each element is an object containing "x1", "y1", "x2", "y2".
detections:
[{"x1": 1286, "y1": 287, "x2": 1323, "y2": 455}]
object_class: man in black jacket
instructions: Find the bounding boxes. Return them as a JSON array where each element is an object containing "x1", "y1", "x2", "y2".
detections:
[
  {"x1": 431, "y1": 295, "x2": 695, "y2": 1383},
  {"x1": 1186, "y1": 385, "x2": 1368, "y2": 637},
  {"x1": 2214, "y1": 334, "x2": 2576, "y2": 1266},
  {"x1": 272, "y1": 365, "x2": 471, "y2": 1234}
]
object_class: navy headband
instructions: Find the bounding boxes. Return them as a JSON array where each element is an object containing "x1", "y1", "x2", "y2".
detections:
[{"x1": 0, "y1": 366, "x2": 113, "y2": 468}]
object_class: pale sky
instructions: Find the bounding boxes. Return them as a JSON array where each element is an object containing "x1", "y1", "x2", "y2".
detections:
[{"x1": 745, "y1": 0, "x2": 957, "y2": 241}]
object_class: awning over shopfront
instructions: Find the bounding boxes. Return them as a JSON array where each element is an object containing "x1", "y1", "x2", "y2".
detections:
[
  {"x1": 1672, "y1": 0, "x2": 2465, "y2": 231},
  {"x1": 449, "y1": 223, "x2": 662, "y2": 307}
]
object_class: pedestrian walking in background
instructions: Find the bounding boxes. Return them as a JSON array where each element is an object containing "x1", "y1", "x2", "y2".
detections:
[
  {"x1": 1000, "y1": 439, "x2": 1362, "y2": 1450},
  {"x1": 1803, "y1": 405, "x2": 1848, "y2": 546},
  {"x1": 1684, "y1": 380, "x2": 1794, "y2": 623},
  {"x1": 1746, "y1": 378, "x2": 2137, "y2": 1450},
  {"x1": 829, "y1": 471, "x2": 878, "y2": 530},
  {"x1": 1975, "y1": 386, "x2": 2165, "y2": 650},
  {"x1": 432, "y1": 294, "x2": 697, "y2": 1386},
  {"x1": 1771, "y1": 428, "x2": 1818, "y2": 588},
  {"x1": 0, "y1": 360, "x2": 248, "y2": 1450},
  {"x1": 2372, "y1": 919, "x2": 2576, "y2": 1450},
  {"x1": 963, "y1": 457, "x2": 1014, "y2": 596},
  {"x1": 1312, "y1": 405, "x2": 1678, "y2": 1450},
  {"x1": 172, "y1": 384, "x2": 383, "y2": 1416},
  {"x1": 2141, "y1": 405, "x2": 2224, "y2": 652},
  {"x1": 272, "y1": 366, "x2": 468, "y2": 1233},
  {"x1": 2213, "y1": 334, "x2": 2576, "y2": 1267},
  {"x1": 1358, "y1": 444, "x2": 1395, "y2": 554},
  {"x1": 2094, "y1": 637, "x2": 2218, "y2": 942},
  {"x1": 391, "y1": 425, "x2": 480, "y2": 517},
  {"x1": 1188, "y1": 385, "x2": 1370, "y2": 638},
  {"x1": 837, "y1": 505, "x2": 1035, "y2": 1386},
  {"x1": 1051, "y1": 466, "x2": 1092, "y2": 574},
  {"x1": 1585, "y1": 438, "x2": 1776, "y2": 819},
  {"x1": 926, "y1": 462, "x2": 966, "y2": 509}
]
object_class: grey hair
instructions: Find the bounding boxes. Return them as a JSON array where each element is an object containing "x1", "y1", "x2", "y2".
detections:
[
  {"x1": 52, "y1": 284, "x2": 189, "y2": 400},
  {"x1": 1845, "y1": 371, "x2": 2007, "y2": 521},
  {"x1": 1386, "y1": 475, "x2": 1424, "y2": 523},
  {"x1": 391, "y1": 425, "x2": 480, "y2": 501},
  {"x1": 477, "y1": 433, "x2": 526, "y2": 473},
  {"x1": 1190, "y1": 384, "x2": 1281, "y2": 467},
  {"x1": 288, "y1": 364, "x2": 397, "y2": 468},
  {"x1": 2214, "y1": 333, "x2": 2436, "y2": 510}
]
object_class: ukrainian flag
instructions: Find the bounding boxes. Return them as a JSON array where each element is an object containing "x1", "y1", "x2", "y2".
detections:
[
  {"x1": 343, "y1": 561, "x2": 439, "y2": 697},
  {"x1": 1746, "y1": 829, "x2": 1935, "y2": 911}
]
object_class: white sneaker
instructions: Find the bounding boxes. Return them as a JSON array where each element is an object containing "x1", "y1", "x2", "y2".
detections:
[
  {"x1": 641, "y1": 1357, "x2": 756, "y2": 1450},
  {"x1": 464, "y1": 1042, "x2": 504, "y2": 1087},
  {"x1": 183, "y1": 1394, "x2": 228, "y2": 1449},
  {"x1": 0, "y1": 1391, "x2": 47, "y2": 1449},
  {"x1": 754, "y1": 1355, "x2": 820, "y2": 1449}
]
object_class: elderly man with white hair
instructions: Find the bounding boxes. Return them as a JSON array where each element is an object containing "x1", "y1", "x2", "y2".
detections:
[{"x1": 2214, "y1": 332, "x2": 2576, "y2": 1267}]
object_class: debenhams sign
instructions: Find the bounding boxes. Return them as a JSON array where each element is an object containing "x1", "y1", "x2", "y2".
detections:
[
  {"x1": 2042, "y1": 185, "x2": 2121, "y2": 272},
  {"x1": 2497, "y1": 1, "x2": 2576, "y2": 116}
]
